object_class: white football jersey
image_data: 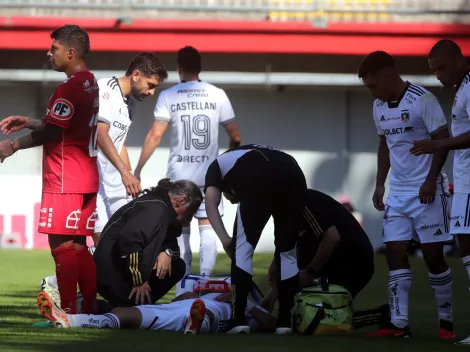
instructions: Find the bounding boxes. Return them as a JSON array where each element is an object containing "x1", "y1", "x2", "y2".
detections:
[
  {"x1": 373, "y1": 82, "x2": 449, "y2": 195},
  {"x1": 96, "y1": 77, "x2": 135, "y2": 195},
  {"x1": 140, "y1": 293, "x2": 262, "y2": 332},
  {"x1": 451, "y1": 72, "x2": 470, "y2": 193},
  {"x1": 154, "y1": 80, "x2": 236, "y2": 187}
]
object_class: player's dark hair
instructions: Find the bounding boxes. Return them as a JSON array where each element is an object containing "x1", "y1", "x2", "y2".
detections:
[
  {"x1": 428, "y1": 39, "x2": 463, "y2": 59},
  {"x1": 177, "y1": 46, "x2": 202, "y2": 74},
  {"x1": 125, "y1": 52, "x2": 168, "y2": 82},
  {"x1": 50, "y1": 24, "x2": 90, "y2": 59},
  {"x1": 144, "y1": 178, "x2": 203, "y2": 220},
  {"x1": 357, "y1": 51, "x2": 395, "y2": 78}
]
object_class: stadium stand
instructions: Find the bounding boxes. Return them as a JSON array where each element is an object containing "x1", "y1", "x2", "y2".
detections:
[{"x1": 1, "y1": 0, "x2": 470, "y2": 23}]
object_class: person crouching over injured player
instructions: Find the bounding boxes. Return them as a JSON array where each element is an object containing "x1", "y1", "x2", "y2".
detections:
[
  {"x1": 264, "y1": 189, "x2": 389, "y2": 330},
  {"x1": 92, "y1": 178, "x2": 203, "y2": 307},
  {"x1": 37, "y1": 276, "x2": 277, "y2": 333}
]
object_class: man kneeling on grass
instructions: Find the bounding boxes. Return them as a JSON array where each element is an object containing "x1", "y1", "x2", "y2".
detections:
[{"x1": 37, "y1": 277, "x2": 276, "y2": 334}]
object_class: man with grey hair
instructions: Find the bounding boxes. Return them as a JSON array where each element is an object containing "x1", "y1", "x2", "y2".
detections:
[{"x1": 93, "y1": 178, "x2": 203, "y2": 307}]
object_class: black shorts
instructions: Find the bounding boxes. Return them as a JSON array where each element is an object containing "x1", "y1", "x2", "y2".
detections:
[{"x1": 233, "y1": 151, "x2": 308, "y2": 252}]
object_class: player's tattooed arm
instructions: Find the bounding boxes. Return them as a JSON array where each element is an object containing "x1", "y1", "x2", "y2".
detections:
[
  {"x1": 11, "y1": 124, "x2": 62, "y2": 151},
  {"x1": 28, "y1": 118, "x2": 45, "y2": 131}
]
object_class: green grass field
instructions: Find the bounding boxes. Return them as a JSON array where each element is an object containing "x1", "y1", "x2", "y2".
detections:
[{"x1": 1, "y1": 251, "x2": 470, "y2": 352}]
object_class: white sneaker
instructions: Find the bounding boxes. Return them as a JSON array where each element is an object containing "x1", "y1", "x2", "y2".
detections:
[
  {"x1": 39, "y1": 276, "x2": 61, "y2": 308},
  {"x1": 37, "y1": 291, "x2": 70, "y2": 328},
  {"x1": 455, "y1": 335, "x2": 470, "y2": 345},
  {"x1": 276, "y1": 327, "x2": 292, "y2": 334},
  {"x1": 226, "y1": 325, "x2": 250, "y2": 334}
]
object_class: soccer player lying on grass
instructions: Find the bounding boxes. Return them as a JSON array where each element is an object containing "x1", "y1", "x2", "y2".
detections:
[{"x1": 37, "y1": 278, "x2": 276, "y2": 334}]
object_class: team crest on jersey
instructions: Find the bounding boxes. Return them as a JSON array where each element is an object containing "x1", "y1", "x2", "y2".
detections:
[
  {"x1": 400, "y1": 109, "x2": 410, "y2": 123},
  {"x1": 50, "y1": 98, "x2": 74, "y2": 121},
  {"x1": 102, "y1": 92, "x2": 110, "y2": 100}
]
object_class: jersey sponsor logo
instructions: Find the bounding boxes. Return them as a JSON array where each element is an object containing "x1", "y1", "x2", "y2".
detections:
[
  {"x1": 50, "y1": 98, "x2": 74, "y2": 121},
  {"x1": 176, "y1": 155, "x2": 210, "y2": 163},
  {"x1": 419, "y1": 223, "x2": 440, "y2": 230},
  {"x1": 383, "y1": 127, "x2": 413, "y2": 135},
  {"x1": 38, "y1": 207, "x2": 53, "y2": 228},
  {"x1": 86, "y1": 211, "x2": 98, "y2": 230},
  {"x1": 177, "y1": 88, "x2": 209, "y2": 98},
  {"x1": 405, "y1": 92, "x2": 417, "y2": 104},
  {"x1": 379, "y1": 115, "x2": 400, "y2": 122},
  {"x1": 66, "y1": 210, "x2": 81, "y2": 229},
  {"x1": 113, "y1": 121, "x2": 129, "y2": 131},
  {"x1": 83, "y1": 79, "x2": 99, "y2": 94}
]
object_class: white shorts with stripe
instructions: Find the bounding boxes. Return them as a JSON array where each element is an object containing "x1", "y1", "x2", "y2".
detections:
[
  {"x1": 450, "y1": 193, "x2": 470, "y2": 235},
  {"x1": 194, "y1": 191, "x2": 224, "y2": 219},
  {"x1": 382, "y1": 194, "x2": 452, "y2": 244},
  {"x1": 95, "y1": 186, "x2": 130, "y2": 233}
]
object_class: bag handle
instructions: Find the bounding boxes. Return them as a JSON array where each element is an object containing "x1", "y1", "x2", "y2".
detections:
[{"x1": 302, "y1": 308, "x2": 325, "y2": 335}]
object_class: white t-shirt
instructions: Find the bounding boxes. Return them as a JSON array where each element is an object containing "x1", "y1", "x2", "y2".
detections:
[
  {"x1": 96, "y1": 77, "x2": 135, "y2": 196},
  {"x1": 451, "y1": 73, "x2": 470, "y2": 193},
  {"x1": 373, "y1": 82, "x2": 449, "y2": 195},
  {"x1": 154, "y1": 80, "x2": 236, "y2": 187}
]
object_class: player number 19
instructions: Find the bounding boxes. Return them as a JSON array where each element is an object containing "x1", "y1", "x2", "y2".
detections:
[
  {"x1": 180, "y1": 115, "x2": 210, "y2": 150},
  {"x1": 88, "y1": 113, "x2": 99, "y2": 157}
]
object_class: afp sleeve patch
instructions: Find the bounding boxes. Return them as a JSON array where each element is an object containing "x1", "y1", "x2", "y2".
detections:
[{"x1": 50, "y1": 98, "x2": 75, "y2": 121}]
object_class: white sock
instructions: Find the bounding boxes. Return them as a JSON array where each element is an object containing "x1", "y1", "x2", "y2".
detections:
[
  {"x1": 47, "y1": 275, "x2": 58, "y2": 288},
  {"x1": 178, "y1": 227, "x2": 192, "y2": 274},
  {"x1": 462, "y1": 255, "x2": 470, "y2": 282},
  {"x1": 199, "y1": 225, "x2": 218, "y2": 276},
  {"x1": 388, "y1": 269, "x2": 412, "y2": 328},
  {"x1": 67, "y1": 313, "x2": 120, "y2": 329},
  {"x1": 429, "y1": 268, "x2": 453, "y2": 322},
  {"x1": 175, "y1": 227, "x2": 192, "y2": 297},
  {"x1": 199, "y1": 315, "x2": 211, "y2": 333}
]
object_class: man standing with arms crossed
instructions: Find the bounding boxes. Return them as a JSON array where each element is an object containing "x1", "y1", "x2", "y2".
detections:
[
  {"x1": 37, "y1": 53, "x2": 168, "y2": 311},
  {"x1": 0, "y1": 25, "x2": 100, "y2": 315},
  {"x1": 134, "y1": 46, "x2": 241, "y2": 290},
  {"x1": 358, "y1": 51, "x2": 454, "y2": 338},
  {"x1": 410, "y1": 39, "x2": 470, "y2": 345}
]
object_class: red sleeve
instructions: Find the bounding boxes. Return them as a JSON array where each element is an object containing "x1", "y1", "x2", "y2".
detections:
[{"x1": 45, "y1": 80, "x2": 79, "y2": 129}]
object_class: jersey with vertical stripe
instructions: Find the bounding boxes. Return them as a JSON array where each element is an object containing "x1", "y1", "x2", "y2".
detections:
[
  {"x1": 451, "y1": 72, "x2": 470, "y2": 193},
  {"x1": 373, "y1": 82, "x2": 449, "y2": 195},
  {"x1": 154, "y1": 80, "x2": 236, "y2": 188},
  {"x1": 96, "y1": 77, "x2": 136, "y2": 195}
]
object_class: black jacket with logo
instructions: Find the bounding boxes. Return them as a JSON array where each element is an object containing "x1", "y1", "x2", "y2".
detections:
[{"x1": 94, "y1": 186, "x2": 180, "y2": 287}]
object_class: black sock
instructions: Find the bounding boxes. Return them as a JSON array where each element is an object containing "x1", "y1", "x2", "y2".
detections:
[
  {"x1": 277, "y1": 274, "x2": 300, "y2": 328},
  {"x1": 231, "y1": 266, "x2": 252, "y2": 325}
]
